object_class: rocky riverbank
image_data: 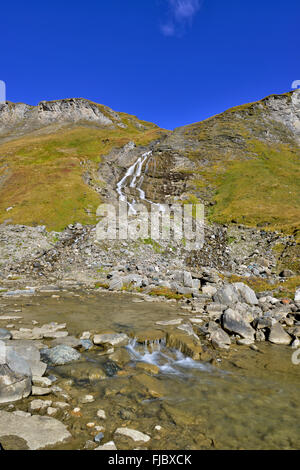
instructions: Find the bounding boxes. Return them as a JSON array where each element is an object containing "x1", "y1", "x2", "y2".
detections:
[{"x1": 0, "y1": 220, "x2": 300, "y2": 450}]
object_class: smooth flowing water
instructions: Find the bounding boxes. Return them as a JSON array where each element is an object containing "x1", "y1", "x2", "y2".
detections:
[{"x1": 1, "y1": 291, "x2": 299, "y2": 450}]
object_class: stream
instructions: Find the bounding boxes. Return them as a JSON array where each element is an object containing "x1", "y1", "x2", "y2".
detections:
[{"x1": 1, "y1": 290, "x2": 299, "y2": 450}]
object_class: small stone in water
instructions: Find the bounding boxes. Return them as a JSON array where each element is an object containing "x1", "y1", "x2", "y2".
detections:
[
  {"x1": 155, "y1": 425, "x2": 162, "y2": 431},
  {"x1": 72, "y1": 407, "x2": 82, "y2": 417},
  {"x1": 94, "y1": 432, "x2": 104, "y2": 443},
  {"x1": 81, "y1": 394, "x2": 94, "y2": 404},
  {"x1": 96, "y1": 409, "x2": 106, "y2": 420},
  {"x1": 81, "y1": 331, "x2": 91, "y2": 340},
  {"x1": 86, "y1": 422, "x2": 95, "y2": 428}
]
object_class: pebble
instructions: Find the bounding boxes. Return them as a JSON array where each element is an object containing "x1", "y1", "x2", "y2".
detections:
[
  {"x1": 80, "y1": 394, "x2": 95, "y2": 404},
  {"x1": 47, "y1": 407, "x2": 57, "y2": 416},
  {"x1": 96, "y1": 409, "x2": 106, "y2": 420}
]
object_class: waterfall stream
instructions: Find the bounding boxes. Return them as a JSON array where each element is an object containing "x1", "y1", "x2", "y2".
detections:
[{"x1": 116, "y1": 150, "x2": 153, "y2": 214}]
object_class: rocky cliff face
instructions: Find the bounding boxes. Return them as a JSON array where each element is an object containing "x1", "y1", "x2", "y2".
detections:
[{"x1": 0, "y1": 98, "x2": 147, "y2": 142}]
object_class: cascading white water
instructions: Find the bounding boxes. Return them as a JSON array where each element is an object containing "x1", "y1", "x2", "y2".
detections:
[
  {"x1": 116, "y1": 150, "x2": 166, "y2": 215},
  {"x1": 126, "y1": 338, "x2": 213, "y2": 375},
  {"x1": 116, "y1": 151, "x2": 152, "y2": 214}
]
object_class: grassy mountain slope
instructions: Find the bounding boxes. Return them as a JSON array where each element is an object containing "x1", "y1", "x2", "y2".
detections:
[
  {"x1": 153, "y1": 91, "x2": 300, "y2": 240},
  {"x1": 0, "y1": 99, "x2": 167, "y2": 230}
]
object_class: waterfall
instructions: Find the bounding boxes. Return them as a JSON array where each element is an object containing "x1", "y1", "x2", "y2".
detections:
[
  {"x1": 126, "y1": 338, "x2": 213, "y2": 375},
  {"x1": 116, "y1": 151, "x2": 152, "y2": 214},
  {"x1": 116, "y1": 150, "x2": 166, "y2": 215}
]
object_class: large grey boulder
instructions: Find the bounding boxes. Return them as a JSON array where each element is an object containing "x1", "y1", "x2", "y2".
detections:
[
  {"x1": 4, "y1": 340, "x2": 47, "y2": 377},
  {"x1": 233, "y1": 283, "x2": 258, "y2": 305},
  {"x1": 0, "y1": 341, "x2": 32, "y2": 404},
  {"x1": 213, "y1": 285, "x2": 240, "y2": 305},
  {"x1": 222, "y1": 308, "x2": 255, "y2": 340},
  {"x1": 210, "y1": 328, "x2": 231, "y2": 350},
  {"x1": 268, "y1": 324, "x2": 292, "y2": 345},
  {"x1": 0, "y1": 411, "x2": 71, "y2": 450},
  {"x1": 0, "y1": 364, "x2": 31, "y2": 404},
  {"x1": 213, "y1": 283, "x2": 258, "y2": 306},
  {"x1": 41, "y1": 345, "x2": 81, "y2": 366}
]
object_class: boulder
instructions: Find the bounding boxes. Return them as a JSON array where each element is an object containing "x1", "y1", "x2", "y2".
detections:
[
  {"x1": 40, "y1": 345, "x2": 81, "y2": 366},
  {"x1": 210, "y1": 328, "x2": 231, "y2": 350},
  {"x1": 0, "y1": 411, "x2": 71, "y2": 450},
  {"x1": 268, "y1": 324, "x2": 292, "y2": 345},
  {"x1": 93, "y1": 333, "x2": 128, "y2": 347},
  {"x1": 222, "y1": 308, "x2": 255, "y2": 340},
  {"x1": 115, "y1": 427, "x2": 150, "y2": 443},
  {"x1": 233, "y1": 283, "x2": 258, "y2": 305},
  {"x1": 213, "y1": 285, "x2": 240, "y2": 305}
]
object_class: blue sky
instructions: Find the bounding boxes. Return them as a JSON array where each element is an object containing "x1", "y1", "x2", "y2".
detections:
[{"x1": 1, "y1": 0, "x2": 300, "y2": 129}]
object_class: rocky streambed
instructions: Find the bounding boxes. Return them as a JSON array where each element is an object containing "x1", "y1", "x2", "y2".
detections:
[{"x1": 0, "y1": 286, "x2": 299, "y2": 450}]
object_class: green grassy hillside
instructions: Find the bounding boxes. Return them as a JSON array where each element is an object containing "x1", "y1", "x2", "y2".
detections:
[{"x1": 0, "y1": 102, "x2": 167, "y2": 230}]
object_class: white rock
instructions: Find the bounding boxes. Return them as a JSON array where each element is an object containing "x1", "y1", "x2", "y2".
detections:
[
  {"x1": 32, "y1": 376, "x2": 52, "y2": 387},
  {"x1": 95, "y1": 440, "x2": 117, "y2": 450},
  {"x1": 0, "y1": 410, "x2": 71, "y2": 450},
  {"x1": 97, "y1": 409, "x2": 106, "y2": 420},
  {"x1": 47, "y1": 407, "x2": 57, "y2": 416},
  {"x1": 29, "y1": 399, "x2": 52, "y2": 411},
  {"x1": 115, "y1": 427, "x2": 150, "y2": 442},
  {"x1": 295, "y1": 288, "x2": 300, "y2": 302}
]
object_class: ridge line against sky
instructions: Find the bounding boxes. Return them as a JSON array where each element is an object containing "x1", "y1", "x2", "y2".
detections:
[{"x1": 0, "y1": 0, "x2": 299, "y2": 130}]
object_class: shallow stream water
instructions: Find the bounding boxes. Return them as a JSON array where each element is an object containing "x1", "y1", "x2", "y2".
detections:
[{"x1": 0, "y1": 291, "x2": 299, "y2": 450}]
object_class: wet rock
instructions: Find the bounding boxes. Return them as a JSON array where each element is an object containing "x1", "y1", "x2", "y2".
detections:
[
  {"x1": 95, "y1": 440, "x2": 117, "y2": 450},
  {"x1": 156, "y1": 319, "x2": 182, "y2": 326},
  {"x1": 236, "y1": 338, "x2": 255, "y2": 346},
  {"x1": 0, "y1": 329, "x2": 12, "y2": 340},
  {"x1": 80, "y1": 394, "x2": 94, "y2": 404},
  {"x1": 29, "y1": 399, "x2": 52, "y2": 412},
  {"x1": 136, "y1": 362, "x2": 160, "y2": 375},
  {"x1": 0, "y1": 364, "x2": 31, "y2": 404},
  {"x1": 210, "y1": 328, "x2": 231, "y2": 350},
  {"x1": 103, "y1": 360, "x2": 121, "y2": 377},
  {"x1": 222, "y1": 308, "x2": 255, "y2": 340},
  {"x1": 93, "y1": 333, "x2": 128, "y2": 347},
  {"x1": 0, "y1": 411, "x2": 71, "y2": 450},
  {"x1": 40, "y1": 345, "x2": 81, "y2": 366},
  {"x1": 51, "y1": 336, "x2": 81, "y2": 349},
  {"x1": 132, "y1": 373, "x2": 166, "y2": 398},
  {"x1": 166, "y1": 331, "x2": 202, "y2": 360},
  {"x1": 268, "y1": 324, "x2": 292, "y2": 345},
  {"x1": 108, "y1": 348, "x2": 131, "y2": 366},
  {"x1": 115, "y1": 427, "x2": 150, "y2": 443},
  {"x1": 32, "y1": 386, "x2": 52, "y2": 396},
  {"x1": 94, "y1": 432, "x2": 104, "y2": 443},
  {"x1": 32, "y1": 376, "x2": 52, "y2": 387},
  {"x1": 96, "y1": 409, "x2": 106, "y2": 420},
  {"x1": 79, "y1": 339, "x2": 93, "y2": 350},
  {"x1": 134, "y1": 329, "x2": 165, "y2": 343}
]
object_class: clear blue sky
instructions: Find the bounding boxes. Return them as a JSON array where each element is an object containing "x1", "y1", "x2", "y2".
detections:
[{"x1": 1, "y1": 0, "x2": 300, "y2": 129}]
